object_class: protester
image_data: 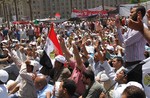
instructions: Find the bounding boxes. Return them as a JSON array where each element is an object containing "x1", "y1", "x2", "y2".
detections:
[
  {"x1": 128, "y1": 9, "x2": 150, "y2": 43},
  {"x1": 80, "y1": 69, "x2": 105, "y2": 98},
  {"x1": 34, "y1": 74, "x2": 54, "y2": 98},
  {"x1": 1, "y1": 6, "x2": 150, "y2": 98},
  {"x1": 50, "y1": 55, "x2": 71, "y2": 84},
  {"x1": 121, "y1": 86, "x2": 146, "y2": 98},
  {"x1": 59, "y1": 37, "x2": 86, "y2": 96},
  {"x1": 116, "y1": 5, "x2": 147, "y2": 84},
  {"x1": 126, "y1": 8, "x2": 150, "y2": 98},
  {"x1": 111, "y1": 56, "x2": 124, "y2": 73},
  {"x1": 26, "y1": 25, "x2": 35, "y2": 42},
  {"x1": 57, "y1": 79, "x2": 77, "y2": 98},
  {"x1": 0, "y1": 69, "x2": 9, "y2": 98},
  {"x1": 8, "y1": 60, "x2": 39, "y2": 98}
]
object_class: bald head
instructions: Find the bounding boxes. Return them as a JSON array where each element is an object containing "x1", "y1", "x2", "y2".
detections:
[{"x1": 34, "y1": 75, "x2": 47, "y2": 90}]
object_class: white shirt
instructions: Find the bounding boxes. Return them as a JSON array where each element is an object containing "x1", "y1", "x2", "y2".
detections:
[
  {"x1": 0, "y1": 84, "x2": 8, "y2": 98},
  {"x1": 42, "y1": 27, "x2": 48, "y2": 35},
  {"x1": 85, "y1": 45, "x2": 94, "y2": 54},
  {"x1": 117, "y1": 24, "x2": 147, "y2": 62},
  {"x1": 88, "y1": 56, "x2": 104, "y2": 76},
  {"x1": 113, "y1": 81, "x2": 144, "y2": 98},
  {"x1": 113, "y1": 83, "x2": 127, "y2": 98},
  {"x1": 19, "y1": 29, "x2": 27, "y2": 39},
  {"x1": 12, "y1": 50, "x2": 26, "y2": 62}
]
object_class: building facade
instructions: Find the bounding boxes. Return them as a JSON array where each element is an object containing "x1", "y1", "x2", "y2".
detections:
[{"x1": 0, "y1": 0, "x2": 130, "y2": 21}]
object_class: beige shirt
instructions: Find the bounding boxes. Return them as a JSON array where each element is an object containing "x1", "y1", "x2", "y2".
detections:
[
  {"x1": 18, "y1": 63, "x2": 37, "y2": 98},
  {"x1": 10, "y1": 51, "x2": 37, "y2": 98}
]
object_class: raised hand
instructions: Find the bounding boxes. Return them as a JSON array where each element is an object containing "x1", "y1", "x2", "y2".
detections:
[
  {"x1": 99, "y1": 92, "x2": 106, "y2": 98},
  {"x1": 147, "y1": 10, "x2": 150, "y2": 26},
  {"x1": 58, "y1": 36, "x2": 65, "y2": 50},
  {"x1": 128, "y1": 12, "x2": 143, "y2": 32},
  {"x1": 115, "y1": 15, "x2": 121, "y2": 28}
]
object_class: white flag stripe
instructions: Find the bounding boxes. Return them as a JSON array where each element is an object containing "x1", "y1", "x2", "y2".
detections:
[
  {"x1": 142, "y1": 58, "x2": 150, "y2": 98},
  {"x1": 44, "y1": 37, "x2": 54, "y2": 58}
]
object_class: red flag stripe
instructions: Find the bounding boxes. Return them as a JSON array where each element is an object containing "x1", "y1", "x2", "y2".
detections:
[{"x1": 48, "y1": 24, "x2": 63, "y2": 55}]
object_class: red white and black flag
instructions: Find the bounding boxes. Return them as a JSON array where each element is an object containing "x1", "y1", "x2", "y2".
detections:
[{"x1": 40, "y1": 24, "x2": 63, "y2": 68}]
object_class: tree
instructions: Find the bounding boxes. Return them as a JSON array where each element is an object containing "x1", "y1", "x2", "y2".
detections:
[{"x1": 27, "y1": 0, "x2": 33, "y2": 21}]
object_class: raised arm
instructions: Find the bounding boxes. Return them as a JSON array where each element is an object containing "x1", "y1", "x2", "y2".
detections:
[
  {"x1": 95, "y1": 40, "x2": 105, "y2": 63},
  {"x1": 81, "y1": 36, "x2": 90, "y2": 59},
  {"x1": 7, "y1": 42, "x2": 23, "y2": 69},
  {"x1": 58, "y1": 36, "x2": 72, "y2": 62},
  {"x1": 0, "y1": 57, "x2": 9, "y2": 62},
  {"x1": 128, "y1": 11, "x2": 150, "y2": 43},
  {"x1": 72, "y1": 44, "x2": 83, "y2": 70},
  {"x1": 115, "y1": 16, "x2": 124, "y2": 44}
]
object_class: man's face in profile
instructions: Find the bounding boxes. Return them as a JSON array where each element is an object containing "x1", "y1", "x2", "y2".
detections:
[{"x1": 130, "y1": 8, "x2": 138, "y2": 21}]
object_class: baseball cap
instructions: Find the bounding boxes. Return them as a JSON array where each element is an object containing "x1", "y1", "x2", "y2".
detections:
[{"x1": 0, "y1": 69, "x2": 9, "y2": 83}]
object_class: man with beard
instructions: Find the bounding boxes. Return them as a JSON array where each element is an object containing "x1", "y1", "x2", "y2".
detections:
[
  {"x1": 127, "y1": 9, "x2": 150, "y2": 98},
  {"x1": 116, "y1": 5, "x2": 147, "y2": 84},
  {"x1": 57, "y1": 79, "x2": 76, "y2": 98},
  {"x1": 79, "y1": 70, "x2": 105, "y2": 98}
]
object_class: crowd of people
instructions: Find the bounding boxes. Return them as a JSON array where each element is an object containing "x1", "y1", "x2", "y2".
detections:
[{"x1": 0, "y1": 5, "x2": 150, "y2": 98}]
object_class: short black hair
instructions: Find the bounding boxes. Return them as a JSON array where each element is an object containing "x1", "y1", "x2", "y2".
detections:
[
  {"x1": 134, "y1": 6, "x2": 146, "y2": 18},
  {"x1": 82, "y1": 69, "x2": 95, "y2": 81},
  {"x1": 113, "y1": 56, "x2": 124, "y2": 65},
  {"x1": 63, "y1": 79, "x2": 76, "y2": 96},
  {"x1": 122, "y1": 86, "x2": 146, "y2": 98}
]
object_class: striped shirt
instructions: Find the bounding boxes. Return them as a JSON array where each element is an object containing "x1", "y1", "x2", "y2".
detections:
[{"x1": 117, "y1": 24, "x2": 147, "y2": 62}]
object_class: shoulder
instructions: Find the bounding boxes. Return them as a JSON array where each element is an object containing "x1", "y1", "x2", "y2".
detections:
[
  {"x1": 87, "y1": 82, "x2": 105, "y2": 98},
  {"x1": 90, "y1": 81, "x2": 105, "y2": 91},
  {"x1": 0, "y1": 85, "x2": 7, "y2": 93},
  {"x1": 63, "y1": 67, "x2": 71, "y2": 73},
  {"x1": 44, "y1": 84, "x2": 54, "y2": 91},
  {"x1": 143, "y1": 23, "x2": 148, "y2": 28}
]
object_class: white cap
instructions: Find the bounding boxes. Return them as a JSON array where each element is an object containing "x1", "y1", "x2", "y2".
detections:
[
  {"x1": 29, "y1": 42, "x2": 37, "y2": 46},
  {"x1": 3, "y1": 48, "x2": 9, "y2": 52},
  {"x1": 87, "y1": 39, "x2": 92, "y2": 42},
  {"x1": 1, "y1": 40, "x2": 8, "y2": 43},
  {"x1": 35, "y1": 50, "x2": 43, "y2": 55},
  {"x1": 31, "y1": 42, "x2": 37, "y2": 46},
  {"x1": 106, "y1": 45, "x2": 114, "y2": 51},
  {"x1": 85, "y1": 46, "x2": 94, "y2": 54},
  {"x1": 127, "y1": 81, "x2": 144, "y2": 91},
  {"x1": 12, "y1": 39, "x2": 19, "y2": 42},
  {"x1": 74, "y1": 36, "x2": 78, "y2": 39},
  {"x1": 55, "y1": 55, "x2": 66, "y2": 64},
  {"x1": 0, "y1": 70, "x2": 9, "y2": 83}
]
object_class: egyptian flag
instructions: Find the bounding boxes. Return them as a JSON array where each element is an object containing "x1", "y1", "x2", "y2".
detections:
[
  {"x1": 142, "y1": 57, "x2": 150, "y2": 98},
  {"x1": 40, "y1": 24, "x2": 63, "y2": 68}
]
